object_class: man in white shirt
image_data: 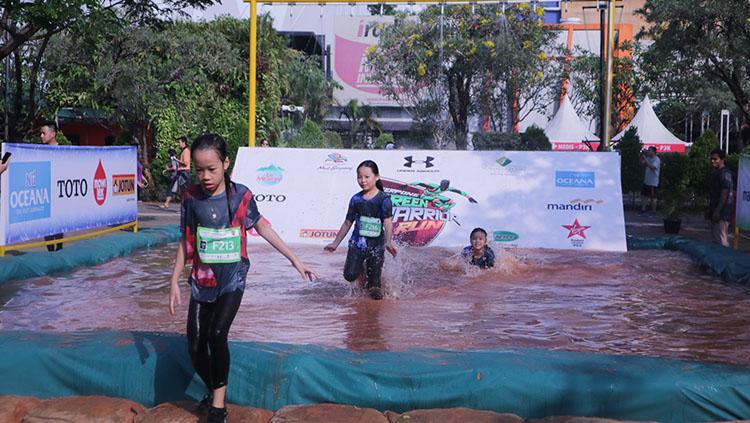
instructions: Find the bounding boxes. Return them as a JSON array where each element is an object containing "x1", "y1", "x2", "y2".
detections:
[{"x1": 639, "y1": 146, "x2": 661, "y2": 215}]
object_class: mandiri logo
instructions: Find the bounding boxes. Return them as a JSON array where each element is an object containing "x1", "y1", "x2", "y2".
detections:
[{"x1": 555, "y1": 171, "x2": 595, "y2": 188}]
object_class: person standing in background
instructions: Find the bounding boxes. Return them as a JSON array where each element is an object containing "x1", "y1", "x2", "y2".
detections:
[{"x1": 40, "y1": 122, "x2": 63, "y2": 252}]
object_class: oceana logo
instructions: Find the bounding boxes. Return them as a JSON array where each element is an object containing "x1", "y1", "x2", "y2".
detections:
[{"x1": 555, "y1": 171, "x2": 595, "y2": 188}]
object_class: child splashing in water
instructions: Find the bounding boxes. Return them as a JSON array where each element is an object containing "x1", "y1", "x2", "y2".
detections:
[
  {"x1": 169, "y1": 133, "x2": 317, "y2": 423},
  {"x1": 462, "y1": 227, "x2": 495, "y2": 269},
  {"x1": 325, "y1": 160, "x2": 397, "y2": 299}
]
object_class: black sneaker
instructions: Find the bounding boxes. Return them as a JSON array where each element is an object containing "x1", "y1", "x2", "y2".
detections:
[
  {"x1": 207, "y1": 406, "x2": 227, "y2": 423},
  {"x1": 197, "y1": 393, "x2": 213, "y2": 414},
  {"x1": 368, "y1": 287, "x2": 383, "y2": 300}
]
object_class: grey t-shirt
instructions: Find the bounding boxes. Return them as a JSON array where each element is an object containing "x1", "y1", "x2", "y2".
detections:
[{"x1": 181, "y1": 183, "x2": 261, "y2": 302}]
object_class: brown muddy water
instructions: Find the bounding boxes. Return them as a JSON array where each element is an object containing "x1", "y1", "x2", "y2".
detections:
[{"x1": 1, "y1": 244, "x2": 749, "y2": 366}]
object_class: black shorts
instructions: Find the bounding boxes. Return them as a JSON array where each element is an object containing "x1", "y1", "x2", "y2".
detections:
[{"x1": 641, "y1": 184, "x2": 657, "y2": 197}]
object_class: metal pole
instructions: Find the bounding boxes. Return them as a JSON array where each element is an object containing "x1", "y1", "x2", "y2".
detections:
[
  {"x1": 249, "y1": 0, "x2": 258, "y2": 147},
  {"x1": 603, "y1": 0, "x2": 616, "y2": 150},
  {"x1": 596, "y1": 2, "x2": 607, "y2": 147}
]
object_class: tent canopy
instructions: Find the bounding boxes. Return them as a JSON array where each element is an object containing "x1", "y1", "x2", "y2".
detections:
[
  {"x1": 612, "y1": 96, "x2": 688, "y2": 152},
  {"x1": 544, "y1": 95, "x2": 599, "y2": 151}
]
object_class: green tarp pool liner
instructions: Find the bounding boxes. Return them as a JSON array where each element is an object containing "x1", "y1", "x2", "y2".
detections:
[
  {"x1": 2, "y1": 231, "x2": 750, "y2": 420},
  {"x1": 0, "y1": 225, "x2": 181, "y2": 284},
  {"x1": 628, "y1": 235, "x2": 750, "y2": 284},
  {"x1": 0, "y1": 330, "x2": 749, "y2": 422}
]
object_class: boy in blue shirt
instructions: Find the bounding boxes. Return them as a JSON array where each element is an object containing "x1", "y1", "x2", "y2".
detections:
[{"x1": 462, "y1": 227, "x2": 495, "y2": 269}]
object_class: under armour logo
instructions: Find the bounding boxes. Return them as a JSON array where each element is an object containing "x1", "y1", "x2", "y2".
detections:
[{"x1": 403, "y1": 156, "x2": 435, "y2": 168}]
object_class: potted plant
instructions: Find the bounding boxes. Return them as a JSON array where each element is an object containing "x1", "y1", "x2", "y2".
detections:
[
  {"x1": 659, "y1": 153, "x2": 688, "y2": 234},
  {"x1": 661, "y1": 181, "x2": 686, "y2": 233}
]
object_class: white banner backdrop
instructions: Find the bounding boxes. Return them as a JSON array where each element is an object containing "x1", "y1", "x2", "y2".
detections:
[
  {"x1": 233, "y1": 148, "x2": 626, "y2": 251},
  {"x1": 736, "y1": 155, "x2": 750, "y2": 231},
  {"x1": 0, "y1": 144, "x2": 137, "y2": 245}
]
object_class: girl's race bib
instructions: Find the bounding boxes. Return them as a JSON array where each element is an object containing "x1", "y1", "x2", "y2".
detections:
[
  {"x1": 358, "y1": 216, "x2": 382, "y2": 238},
  {"x1": 197, "y1": 226, "x2": 241, "y2": 263}
]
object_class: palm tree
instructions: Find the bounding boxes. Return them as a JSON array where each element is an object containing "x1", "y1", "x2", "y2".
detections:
[{"x1": 339, "y1": 99, "x2": 382, "y2": 148}]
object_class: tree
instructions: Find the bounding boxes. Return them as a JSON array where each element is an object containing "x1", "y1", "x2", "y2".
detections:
[
  {"x1": 638, "y1": 0, "x2": 750, "y2": 124},
  {"x1": 0, "y1": 0, "x2": 216, "y2": 140},
  {"x1": 614, "y1": 127, "x2": 642, "y2": 205},
  {"x1": 339, "y1": 99, "x2": 381, "y2": 149},
  {"x1": 367, "y1": 4, "x2": 559, "y2": 150},
  {"x1": 568, "y1": 42, "x2": 643, "y2": 135}
]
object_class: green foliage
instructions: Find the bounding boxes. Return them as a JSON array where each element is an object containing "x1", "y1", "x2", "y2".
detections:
[
  {"x1": 614, "y1": 127, "x2": 643, "y2": 194},
  {"x1": 519, "y1": 125, "x2": 551, "y2": 151},
  {"x1": 659, "y1": 153, "x2": 689, "y2": 220},
  {"x1": 569, "y1": 42, "x2": 643, "y2": 133},
  {"x1": 283, "y1": 119, "x2": 328, "y2": 148},
  {"x1": 472, "y1": 132, "x2": 521, "y2": 150},
  {"x1": 41, "y1": 14, "x2": 334, "y2": 198},
  {"x1": 725, "y1": 154, "x2": 740, "y2": 179},
  {"x1": 339, "y1": 100, "x2": 381, "y2": 149},
  {"x1": 373, "y1": 132, "x2": 394, "y2": 149},
  {"x1": 638, "y1": 0, "x2": 750, "y2": 124},
  {"x1": 367, "y1": 4, "x2": 560, "y2": 149},
  {"x1": 324, "y1": 131, "x2": 343, "y2": 149},
  {"x1": 686, "y1": 130, "x2": 719, "y2": 203}
]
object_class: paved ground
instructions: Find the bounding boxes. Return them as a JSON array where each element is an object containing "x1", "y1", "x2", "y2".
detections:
[{"x1": 5, "y1": 200, "x2": 744, "y2": 255}]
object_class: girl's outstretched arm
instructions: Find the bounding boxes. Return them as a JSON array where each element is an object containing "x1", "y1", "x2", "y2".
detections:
[
  {"x1": 324, "y1": 220, "x2": 353, "y2": 252},
  {"x1": 383, "y1": 217, "x2": 397, "y2": 257},
  {"x1": 169, "y1": 237, "x2": 186, "y2": 315},
  {"x1": 255, "y1": 218, "x2": 319, "y2": 281}
]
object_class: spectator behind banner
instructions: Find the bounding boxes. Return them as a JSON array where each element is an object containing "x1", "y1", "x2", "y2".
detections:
[
  {"x1": 638, "y1": 146, "x2": 661, "y2": 216},
  {"x1": 161, "y1": 136, "x2": 191, "y2": 209},
  {"x1": 706, "y1": 148, "x2": 733, "y2": 247},
  {"x1": 40, "y1": 122, "x2": 64, "y2": 252}
]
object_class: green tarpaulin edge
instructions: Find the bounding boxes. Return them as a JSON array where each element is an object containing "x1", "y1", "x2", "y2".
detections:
[
  {"x1": 0, "y1": 225, "x2": 180, "y2": 284},
  {"x1": 0, "y1": 330, "x2": 748, "y2": 422},
  {"x1": 628, "y1": 235, "x2": 750, "y2": 284}
]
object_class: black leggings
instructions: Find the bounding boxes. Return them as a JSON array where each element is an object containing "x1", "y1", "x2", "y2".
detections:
[
  {"x1": 187, "y1": 289, "x2": 244, "y2": 390},
  {"x1": 343, "y1": 246, "x2": 384, "y2": 290}
]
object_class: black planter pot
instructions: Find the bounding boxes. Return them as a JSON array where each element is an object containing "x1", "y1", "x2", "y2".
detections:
[{"x1": 663, "y1": 218, "x2": 682, "y2": 234}]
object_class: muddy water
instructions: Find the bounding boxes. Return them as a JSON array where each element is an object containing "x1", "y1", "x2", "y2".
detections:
[{"x1": 1, "y1": 244, "x2": 750, "y2": 365}]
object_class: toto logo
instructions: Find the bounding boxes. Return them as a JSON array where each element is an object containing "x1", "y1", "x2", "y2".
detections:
[
  {"x1": 93, "y1": 160, "x2": 107, "y2": 205},
  {"x1": 555, "y1": 171, "x2": 595, "y2": 188},
  {"x1": 254, "y1": 194, "x2": 286, "y2": 203},
  {"x1": 56, "y1": 179, "x2": 88, "y2": 198}
]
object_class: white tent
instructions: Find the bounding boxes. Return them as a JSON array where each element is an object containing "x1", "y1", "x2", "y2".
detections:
[
  {"x1": 612, "y1": 96, "x2": 688, "y2": 153},
  {"x1": 544, "y1": 95, "x2": 600, "y2": 151}
]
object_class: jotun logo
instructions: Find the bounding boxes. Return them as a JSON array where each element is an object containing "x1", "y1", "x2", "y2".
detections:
[
  {"x1": 299, "y1": 229, "x2": 338, "y2": 239},
  {"x1": 555, "y1": 171, "x2": 595, "y2": 188},
  {"x1": 493, "y1": 231, "x2": 519, "y2": 242},
  {"x1": 256, "y1": 164, "x2": 284, "y2": 186},
  {"x1": 93, "y1": 160, "x2": 107, "y2": 205},
  {"x1": 112, "y1": 174, "x2": 135, "y2": 196}
]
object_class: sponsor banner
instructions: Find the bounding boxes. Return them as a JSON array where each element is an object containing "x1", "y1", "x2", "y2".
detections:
[
  {"x1": 332, "y1": 16, "x2": 398, "y2": 107},
  {"x1": 736, "y1": 155, "x2": 750, "y2": 231},
  {"x1": 0, "y1": 144, "x2": 137, "y2": 245},
  {"x1": 233, "y1": 148, "x2": 626, "y2": 251}
]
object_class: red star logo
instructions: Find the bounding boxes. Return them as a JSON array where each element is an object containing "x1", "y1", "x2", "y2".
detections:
[{"x1": 562, "y1": 218, "x2": 591, "y2": 239}]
